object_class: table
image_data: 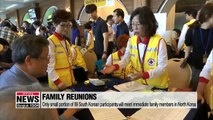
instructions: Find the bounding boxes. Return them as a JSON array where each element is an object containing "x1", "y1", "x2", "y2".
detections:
[{"x1": 70, "y1": 78, "x2": 208, "y2": 120}]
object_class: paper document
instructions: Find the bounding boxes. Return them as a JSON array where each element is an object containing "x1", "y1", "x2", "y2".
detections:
[
  {"x1": 113, "y1": 81, "x2": 152, "y2": 92},
  {"x1": 89, "y1": 108, "x2": 126, "y2": 120},
  {"x1": 130, "y1": 108, "x2": 190, "y2": 120}
]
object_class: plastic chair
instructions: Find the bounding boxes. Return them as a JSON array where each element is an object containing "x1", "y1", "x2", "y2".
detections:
[{"x1": 167, "y1": 58, "x2": 192, "y2": 89}]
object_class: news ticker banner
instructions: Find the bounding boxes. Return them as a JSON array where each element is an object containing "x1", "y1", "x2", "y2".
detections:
[{"x1": 16, "y1": 91, "x2": 197, "y2": 109}]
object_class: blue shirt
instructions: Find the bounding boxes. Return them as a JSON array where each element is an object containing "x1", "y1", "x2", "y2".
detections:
[
  {"x1": 92, "y1": 17, "x2": 108, "y2": 55},
  {"x1": 116, "y1": 21, "x2": 129, "y2": 38},
  {"x1": 71, "y1": 28, "x2": 80, "y2": 46},
  {"x1": 0, "y1": 65, "x2": 39, "y2": 89}
]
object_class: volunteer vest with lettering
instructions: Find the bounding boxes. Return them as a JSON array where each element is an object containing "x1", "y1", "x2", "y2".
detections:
[
  {"x1": 87, "y1": 30, "x2": 94, "y2": 50},
  {"x1": 48, "y1": 35, "x2": 75, "y2": 90},
  {"x1": 71, "y1": 45, "x2": 87, "y2": 71},
  {"x1": 129, "y1": 35, "x2": 168, "y2": 88},
  {"x1": 112, "y1": 51, "x2": 133, "y2": 79}
]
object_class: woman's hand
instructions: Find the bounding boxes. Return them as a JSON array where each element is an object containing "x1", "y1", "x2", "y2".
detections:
[
  {"x1": 57, "y1": 82, "x2": 67, "y2": 91},
  {"x1": 197, "y1": 93, "x2": 205, "y2": 104},
  {"x1": 128, "y1": 73, "x2": 143, "y2": 81},
  {"x1": 101, "y1": 65, "x2": 115, "y2": 74}
]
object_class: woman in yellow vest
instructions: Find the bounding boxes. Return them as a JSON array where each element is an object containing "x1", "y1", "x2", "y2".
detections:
[
  {"x1": 84, "y1": 21, "x2": 94, "y2": 50},
  {"x1": 197, "y1": 49, "x2": 213, "y2": 108},
  {"x1": 102, "y1": 6, "x2": 168, "y2": 89},
  {"x1": 105, "y1": 34, "x2": 133, "y2": 79},
  {"x1": 71, "y1": 45, "x2": 88, "y2": 72},
  {"x1": 47, "y1": 10, "x2": 76, "y2": 90}
]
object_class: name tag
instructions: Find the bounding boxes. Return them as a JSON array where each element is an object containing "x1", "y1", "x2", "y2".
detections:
[
  {"x1": 130, "y1": 53, "x2": 135, "y2": 57},
  {"x1": 147, "y1": 48, "x2": 157, "y2": 52},
  {"x1": 55, "y1": 45, "x2": 62, "y2": 48},
  {"x1": 56, "y1": 51, "x2": 64, "y2": 54}
]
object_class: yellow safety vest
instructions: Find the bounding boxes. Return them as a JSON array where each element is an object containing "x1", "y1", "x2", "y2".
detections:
[
  {"x1": 71, "y1": 45, "x2": 88, "y2": 71},
  {"x1": 112, "y1": 51, "x2": 133, "y2": 79},
  {"x1": 48, "y1": 35, "x2": 75, "y2": 90},
  {"x1": 182, "y1": 19, "x2": 196, "y2": 50},
  {"x1": 87, "y1": 30, "x2": 94, "y2": 50},
  {"x1": 129, "y1": 35, "x2": 168, "y2": 88},
  {"x1": 210, "y1": 63, "x2": 213, "y2": 110}
]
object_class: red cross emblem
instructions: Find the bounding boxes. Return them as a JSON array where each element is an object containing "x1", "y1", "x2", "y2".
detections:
[{"x1": 148, "y1": 58, "x2": 155, "y2": 66}]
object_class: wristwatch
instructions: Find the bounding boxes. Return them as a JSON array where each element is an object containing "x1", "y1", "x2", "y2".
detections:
[{"x1": 103, "y1": 51, "x2": 107, "y2": 54}]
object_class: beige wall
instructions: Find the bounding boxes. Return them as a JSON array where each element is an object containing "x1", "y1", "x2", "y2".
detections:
[
  {"x1": 167, "y1": 4, "x2": 176, "y2": 30},
  {"x1": 150, "y1": 0, "x2": 164, "y2": 12},
  {"x1": 6, "y1": 0, "x2": 166, "y2": 28},
  {"x1": 78, "y1": 0, "x2": 129, "y2": 24},
  {"x1": 120, "y1": 0, "x2": 134, "y2": 13}
]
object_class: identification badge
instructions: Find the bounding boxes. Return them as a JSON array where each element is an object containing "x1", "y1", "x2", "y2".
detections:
[{"x1": 203, "y1": 53, "x2": 208, "y2": 63}]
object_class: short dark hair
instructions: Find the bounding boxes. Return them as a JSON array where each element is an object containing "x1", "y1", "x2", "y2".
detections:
[
  {"x1": 39, "y1": 26, "x2": 47, "y2": 32},
  {"x1": 70, "y1": 19, "x2": 78, "y2": 29},
  {"x1": 84, "y1": 21, "x2": 92, "y2": 29},
  {"x1": 1, "y1": 21, "x2": 11, "y2": 28},
  {"x1": 113, "y1": 8, "x2": 124, "y2": 19},
  {"x1": 85, "y1": 4, "x2": 97, "y2": 13},
  {"x1": 106, "y1": 15, "x2": 113, "y2": 22},
  {"x1": 130, "y1": 6, "x2": 158, "y2": 37},
  {"x1": 185, "y1": 8, "x2": 197, "y2": 19},
  {"x1": 52, "y1": 9, "x2": 71, "y2": 25},
  {"x1": 11, "y1": 25, "x2": 18, "y2": 32},
  {"x1": 11, "y1": 34, "x2": 49, "y2": 64},
  {"x1": 32, "y1": 20, "x2": 41, "y2": 26},
  {"x1": 22, "y1": 21, "x2": 30, "y2": 26},
  {"x1": 0, "y1": 38, "x2": 9, "y2": 46},
  {"x1": 199, "y1": 3, "x2": 213, "y2": 24}
]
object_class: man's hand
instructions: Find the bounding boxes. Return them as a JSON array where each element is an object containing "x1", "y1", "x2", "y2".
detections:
[
  {"x1": 102, "y1": 53, "x2": 107, "y2": 61},
  {"x1": 180, "y1": 58, "x2": 188, "y2": 68}
]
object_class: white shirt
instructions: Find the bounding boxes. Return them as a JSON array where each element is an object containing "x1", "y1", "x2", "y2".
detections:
[
  {"x1": 178, "y1": 19, "x2": 196, "y2": 51},
  {"x1": 35, "y1": 27, "x2": 41, "y2": 36},
  {"x1": 107, "y1": 23, "x2": 115, "y2": 42},
  {"x1": 47, "y1": 38, "x2": 68, "y2": 82},
  {"x1": 117, "y1": 38, "x2": 168, "y2": 79},
  {"x1": 86, "y1": 30, "x2": 92, "y2": 47},
  {"x1": 199, "y1": 49, "x2": 212, "y2": 81}
]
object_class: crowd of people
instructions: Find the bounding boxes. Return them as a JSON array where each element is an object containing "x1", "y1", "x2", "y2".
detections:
[{"x1": 0, "y1": 1, "x2": 212, "y2": 120}]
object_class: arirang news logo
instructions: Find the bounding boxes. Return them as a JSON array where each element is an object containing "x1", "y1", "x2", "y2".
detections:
[{"x1": 16, "y1": 91, "x2": 40, "y2": 109}]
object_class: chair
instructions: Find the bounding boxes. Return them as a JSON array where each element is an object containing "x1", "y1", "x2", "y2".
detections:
[
  {"x1": 83, "y1": 50, "x2": 97, "y2": 78},
  {"x1": 167, "y1": 58, "x2": 192, "y2": 89},
  {"x1": 0, "y1": 44, "x2": 3, "y2": 52}
]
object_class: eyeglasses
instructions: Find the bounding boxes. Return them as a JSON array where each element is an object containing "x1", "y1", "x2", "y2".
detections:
[
  {"x1": 59, "y1": 23, "x2": 71, "y2": 28},
  {"x1": 131, "y1": 22, "x2": 142, "y2": 27}
]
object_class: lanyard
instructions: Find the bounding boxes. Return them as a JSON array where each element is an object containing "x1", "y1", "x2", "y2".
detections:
[
  {"x1": 136, "y1": 36, "x2": 149, "y2": 85},
  {"x1": 199, "y1": 28, "x2": 212, "y2": 54}
]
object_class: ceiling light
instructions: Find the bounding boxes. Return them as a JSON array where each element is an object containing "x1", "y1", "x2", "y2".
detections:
[{"x1": 6, "y1": 4, "x2": 18, "y2": 10}]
